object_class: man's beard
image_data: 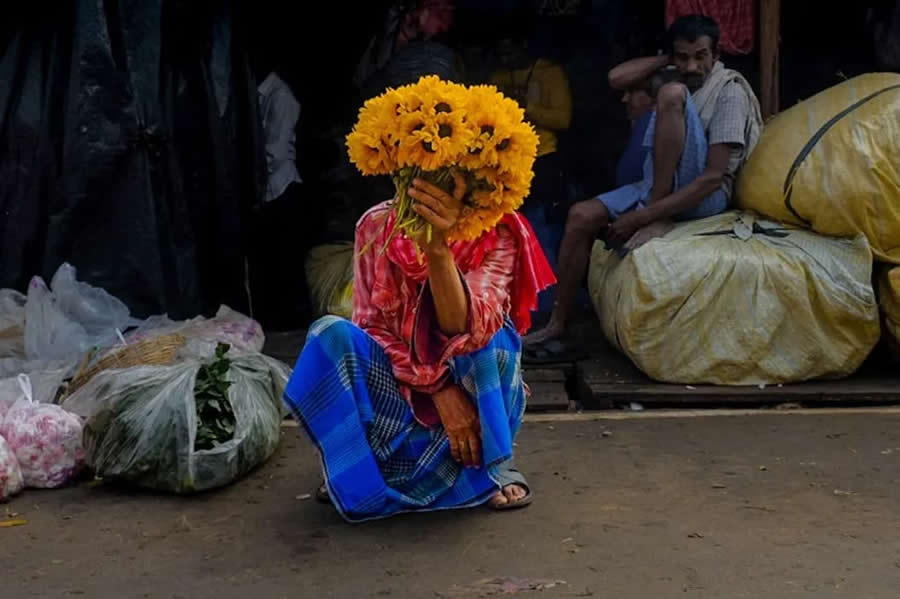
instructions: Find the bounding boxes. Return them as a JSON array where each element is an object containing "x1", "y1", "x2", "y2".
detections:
[{"x1": 683, "y1": 74, "x2": 705, "y2": 92}]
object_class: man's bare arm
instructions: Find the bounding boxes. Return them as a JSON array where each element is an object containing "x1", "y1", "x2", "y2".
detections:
[
  {"x1": 642, "y1": 143, "x2": 735, "y2": 221},
  {"x1": 608, "y1": 55, "x2": 670, "y2": 91}
]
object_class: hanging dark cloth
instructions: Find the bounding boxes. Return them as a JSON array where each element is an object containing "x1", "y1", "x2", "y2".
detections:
[{"x1": 0, "y1": 1, "x2": 264, "y2": 319}]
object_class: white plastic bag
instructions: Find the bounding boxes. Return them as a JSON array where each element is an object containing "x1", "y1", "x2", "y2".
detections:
[
  {"x1": 125, "y1": 306, "x2": 265, "y2": 353},
  {"x1": 24, "y1": 277, "x2": 91, "y2": 361},
  {"x1": 0, "y1": 289, "x2": 26, "y2": 359},
  {"x1": 63, "y1": 349, "x2": 287, "y2": 494},
  {"x1": 0, "y1": 435, "x2": 24, "y2": 501},
  {"x1": 1, "y1": 374, "x2": 85, "y2": 488},
  {"x1": 24, "y1": 264, "x2": 136, "y2": 362},
  {"x1": 51, "y1": 264, "x2": 133, "y2": 344},
  {"x1": 0, "y1": 358, "x2": 76, "y2": 406}
]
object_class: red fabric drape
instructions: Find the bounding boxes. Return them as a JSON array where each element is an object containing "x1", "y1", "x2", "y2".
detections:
[{"x1": 666, "y1": 0, "x2": 756, "y2": 55}]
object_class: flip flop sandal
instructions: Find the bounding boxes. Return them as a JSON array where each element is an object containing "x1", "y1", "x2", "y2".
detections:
[
  {"x1": 523, "y1": 339, "x2": 585, "y2": 365},
  {"x1": 488, "y1": 484, "x2": 533, "y2": 511},
  {"x1": 488, "y1": 467, "x2": 533, "y2": 511}
]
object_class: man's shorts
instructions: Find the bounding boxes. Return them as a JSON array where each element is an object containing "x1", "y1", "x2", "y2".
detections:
[{"x1": 597, "y1": 93, "x2": 729, "y2": 222}]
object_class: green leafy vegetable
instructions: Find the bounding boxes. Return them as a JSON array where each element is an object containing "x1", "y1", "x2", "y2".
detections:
[{"x1": 193, "y1": 343, "x2": 236, "y2": 451}]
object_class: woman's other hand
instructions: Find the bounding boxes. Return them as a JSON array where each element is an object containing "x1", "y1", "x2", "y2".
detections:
[{"x1": 433, "y1": 384, "x2": 481, "y2": 468}]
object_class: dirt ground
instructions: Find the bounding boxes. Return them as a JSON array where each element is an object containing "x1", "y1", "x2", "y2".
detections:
[{"x1": 5, "y1": 411, "x2": 900, "y2": 599}]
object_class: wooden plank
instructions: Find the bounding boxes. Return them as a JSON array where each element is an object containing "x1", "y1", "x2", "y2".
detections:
[
  {"x1": 574, "y1": 333, "x2": 900, "y2": 407},
  {"x1": 524, "y1": 406, "x2": 900, "y2": 422},
  {"x1": 584, "y1": 381, "x2": 900, "y2": 406},
  {"x1": 759, "y1": 0, "x2": 781, "y2": 118},
  {"x1": 525, "y1": 381, "x2": 571, "y2": 411},
  {"x1": 523, "y1": 367, "x2": 569, "y2": 383},
  {"x1": 284, "y1": 406, "x2": 900, "y2": 427}
]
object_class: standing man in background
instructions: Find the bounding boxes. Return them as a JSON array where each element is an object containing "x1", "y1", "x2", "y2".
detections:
[
  {"x1": 258, "y1": 71, "x2": 302, "y2": 204},
  {"x1": 249, "y1": 66, "x2": 313, "y2": 331}
]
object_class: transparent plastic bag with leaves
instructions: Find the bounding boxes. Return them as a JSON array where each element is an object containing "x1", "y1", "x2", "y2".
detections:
[{"x1": 63, "y1": 348, "x2": 288, "y2": 494}]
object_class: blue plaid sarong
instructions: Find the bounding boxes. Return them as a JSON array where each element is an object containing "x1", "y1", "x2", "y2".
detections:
[
  {"x1": 597, "y1": 93, "x2": 728, "y2": 222},
  {"x1": 283, "y1": 316, "x2": 526, "y2": 523}
]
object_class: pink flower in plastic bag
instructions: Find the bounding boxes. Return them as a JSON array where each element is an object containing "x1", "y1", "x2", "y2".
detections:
[
  {"x1": 0, "y1": 375, "x2": 84, "y2": 489},
  {"x1": 0, "y1": 434, "x2": 24, "y2": 501},
  {"x1": 0, "y1": 400, "x2": 12, "y2": 422}
]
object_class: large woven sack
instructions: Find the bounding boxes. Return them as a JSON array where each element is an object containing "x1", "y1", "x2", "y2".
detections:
[
  {"x1": 588, "y1": 212, "x2": 880, "y2": 385},
  {"x1": 880, "y1": 266, "x2": 900, "y2": 361},
  {"x1": 736, "y1": 73, "x2": 900, "y2": 264},
  {"x1": 305, "y1": 243, "x2": 354, "y2": 320}
]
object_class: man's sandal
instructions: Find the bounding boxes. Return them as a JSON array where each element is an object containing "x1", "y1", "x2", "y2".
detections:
[{"x1": 522, "y1": 339, "x2": 586, "y2": 365}]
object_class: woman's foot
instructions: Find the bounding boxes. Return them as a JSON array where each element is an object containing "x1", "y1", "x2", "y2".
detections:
[
  {"x1": 320, "y1": 481, "x2": 531, "y2": 510},
  {"x1": 488, "y1": 483, "x2": 532, "y2": 510},
  {"x1": 316, "y1": 483, "x2": 331, "y2": 504}
]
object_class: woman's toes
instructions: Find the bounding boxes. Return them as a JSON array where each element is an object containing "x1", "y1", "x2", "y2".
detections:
[
  {"x1": 489, "y1": 491, "x2": 509, "y2": 507},
  {"x1": 503, "y1": 484, "x2": 526, "y2": 502}
]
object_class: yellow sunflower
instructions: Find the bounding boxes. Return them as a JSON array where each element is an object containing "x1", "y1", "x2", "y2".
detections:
[
  {"x1": 346, "y1": 129, "x2": 395, "y2": 176},
  {"x1": 461, "y1": 127, "x2": 507, "y2": 170},
  {"x1": 395, "y1": 111, "x2": 473, "y2": 171},
  {"x1": 459, "y1": 85, "x2": 538, "y2": 175},
  {"x1": 349, "y1": 90, "x2": 409, "y2": 172},
  {"x1": 347, "y1": 76, "x2": 540, "y2": 245},
  {"x1": 408, "y1": 75, "x2": 469, "y2": 117},
  {"x1": 471, "y1": 166, "x2": 533, "y2": 210},
  {"x1": 464, "y1": 88, "x2": 538, "y2": 175},
  {"x1": 447, "y1": 205, "x2": 506, "y2": 243},
  {"x1": 492, "y1": 120, "x2": 539, "y2": 175}
]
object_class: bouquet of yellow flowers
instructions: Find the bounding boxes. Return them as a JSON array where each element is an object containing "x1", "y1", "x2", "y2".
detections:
[{"x1": 346, "y1": 75, "x2": 539, "y2": 245}]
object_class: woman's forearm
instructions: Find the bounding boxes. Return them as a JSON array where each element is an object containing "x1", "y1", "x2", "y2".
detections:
[{"x1": 425, "y1": 243, "x2": 468, "y2": 335}]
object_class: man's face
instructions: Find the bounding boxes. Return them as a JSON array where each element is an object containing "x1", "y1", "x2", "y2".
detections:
[
  {"x1": 622, "y1": 88, "x2": 654, "y2": 122},
  {"x1": 671, "y1": 36, "x2": 717, "y2": 92}
]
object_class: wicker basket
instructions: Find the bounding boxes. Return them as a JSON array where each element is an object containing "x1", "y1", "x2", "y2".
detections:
[{"x1": 66, "y1": 333, "x2": 186, "y2": 396}]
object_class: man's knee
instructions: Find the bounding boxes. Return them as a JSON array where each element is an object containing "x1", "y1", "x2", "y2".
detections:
[
  {"x1": 565, "y1": 199, "x2": 608, "y2": 236},
  {"x1": 656, "y1": 82, "x2": 687, "y2": 113}
]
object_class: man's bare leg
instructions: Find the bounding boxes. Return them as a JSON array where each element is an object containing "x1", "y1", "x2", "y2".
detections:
[
  {"x1": 525, "y1": 84, "x2": 688, "y2": 345},
  {"x1": 619, "y1": 83, "x2": 686, "y2": 252},
  {"x1": 523, "y1": 200, "x2": 609, "y2": 346},
  {"x1": 648, "y1": 83, "x2": 688, "y2": 204}
]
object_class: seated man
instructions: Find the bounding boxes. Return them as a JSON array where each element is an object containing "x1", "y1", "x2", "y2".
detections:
[{"x1": 524, "y1": 14, "x2": 763, "y2": 348}]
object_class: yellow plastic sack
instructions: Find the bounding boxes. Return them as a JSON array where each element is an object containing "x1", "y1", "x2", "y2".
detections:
[
  {"x1": 736, "y1": 73, "x2": 900, "y2": 264},
  {"x1": 880, "y1": 266, "x2": 900, "y2": 358},
  {"x1": 305, "y1": 243, "x2": 354, "y2": 320},
  {"x1": 588, "y1": 212, "x2": 880, "y2": 385}
]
